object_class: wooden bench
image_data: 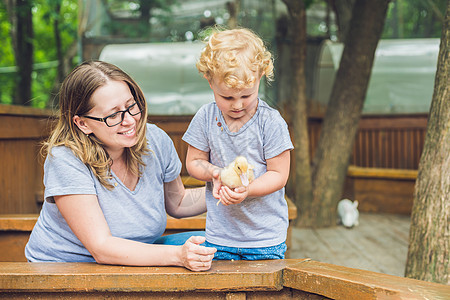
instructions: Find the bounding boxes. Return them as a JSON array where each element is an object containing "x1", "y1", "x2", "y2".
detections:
[
  {"x1": 344, "y1": 166, "x2": 417, "y2": 215},
  {"x1": 0, "y1": 259, "x2": 448, "y2": 299},
  {"x1": 0, "y1": 180, "x2": 297, "y2": 262}
]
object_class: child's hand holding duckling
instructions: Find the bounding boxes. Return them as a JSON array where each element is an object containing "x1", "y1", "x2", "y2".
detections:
[
  {"x1": 214, "y1": 156, "x2": 254, "y2": 206},
  {"x1": 217, "y1": 185, "x2": 249, "y2": 206}
]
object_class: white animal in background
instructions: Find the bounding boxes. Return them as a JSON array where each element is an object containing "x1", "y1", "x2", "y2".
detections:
[{"x1": 337, "y1": 199, "x2": 359, "y2": 228}]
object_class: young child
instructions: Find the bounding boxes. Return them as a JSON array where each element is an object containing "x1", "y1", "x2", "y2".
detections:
[{"x1": 182, "y1": 28, "x2": 294, "y2": 260}]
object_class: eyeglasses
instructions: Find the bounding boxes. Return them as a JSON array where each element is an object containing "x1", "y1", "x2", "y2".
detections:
[{"x1": 83, "y1": 102, "x2": 143, "y2": 127}]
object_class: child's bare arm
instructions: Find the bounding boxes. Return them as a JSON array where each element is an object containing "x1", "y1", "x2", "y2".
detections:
[
  {"x1": 247, "y1": 150, "x2": 291, "y2": 197},
  {"x1": 218, "y1": 150, "x2": 291, "y2": 205},
  {"x1": 185, "y1": 145, "x2": 219, "y2": 182},
  {"x1": 185, "y1": 145, "x2": 222, "y2": 199}
]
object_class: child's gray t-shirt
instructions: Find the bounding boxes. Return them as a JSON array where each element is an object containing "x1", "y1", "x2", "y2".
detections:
[
  {"x1": 182, "y1": 99, "x2": 294, "y2": 248},
  {"x1": 25, "y1": 124, "x2": 181, "y2": 262}
]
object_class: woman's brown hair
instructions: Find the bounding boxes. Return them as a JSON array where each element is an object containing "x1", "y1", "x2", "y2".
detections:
[{"x1": 45, "y1": 61, "x2": 149, "y2": 189}]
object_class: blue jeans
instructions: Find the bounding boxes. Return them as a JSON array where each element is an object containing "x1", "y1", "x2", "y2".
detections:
[
  {"x1": 203, "y1": 241, "x2": 287, "y2": 260},
  {"x1": 153, "y1": 231, "x2": 205, "y2": 246}
]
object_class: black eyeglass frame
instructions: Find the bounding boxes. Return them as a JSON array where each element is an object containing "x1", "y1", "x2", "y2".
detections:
[{"x1": 82, "y1": 102, "x2": 143, "y2": 127}]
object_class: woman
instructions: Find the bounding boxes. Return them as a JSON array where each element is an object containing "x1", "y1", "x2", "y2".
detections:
[{"x1": 25, "y1": 61, "x2": 216, "y2": 271}]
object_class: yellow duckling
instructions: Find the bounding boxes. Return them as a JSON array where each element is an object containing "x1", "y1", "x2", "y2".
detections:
[{"x1": 217, "y1": 156, "x2": 254, "y2": 205}]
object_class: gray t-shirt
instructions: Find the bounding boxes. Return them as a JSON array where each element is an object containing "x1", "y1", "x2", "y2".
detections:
[
  {"x1": 182, "y1": 99, "x2": 294, "y2": 248},
  {"x1": 25, "y1": 124, "x2": 181, "y2": 262}
]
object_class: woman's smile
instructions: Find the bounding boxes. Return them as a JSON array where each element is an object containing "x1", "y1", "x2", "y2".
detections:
[{"x1": 118, "y1": 127, "x2": 136, "y2": 136}]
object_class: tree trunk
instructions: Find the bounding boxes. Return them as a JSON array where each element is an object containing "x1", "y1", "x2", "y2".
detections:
[
  {"x1": 309, "y1": 0, "x2": 390, "y2": 227},
  {"x1": 6, "y1": 0, "x2": 33, "y2": 106},
  {"x1": 226, "y1": 1, "x2": 239, "y2": 29},
  {"x1": 405, "y1": 1, "x2": 449, "y2": 284},
  {"x1": 330, "y1": 0, "x2": 355, "y2": 43},
  {"x1": 139, "y1": 0, "x2": 152, "y2": 38},
  {"x1": 53, "y1": 2, "x2": 64, "y2": 85},
  {"x1": 275, "y1": 14, "x2": 294, "y2": 197},
  {"x1": 281, "y1": 0, "x2": 314, "y2": 227}
]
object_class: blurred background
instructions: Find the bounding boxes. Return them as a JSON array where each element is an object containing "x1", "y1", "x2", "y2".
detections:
[{"x1": 0, "y1": 0, "x2": 445, "y2": 114}]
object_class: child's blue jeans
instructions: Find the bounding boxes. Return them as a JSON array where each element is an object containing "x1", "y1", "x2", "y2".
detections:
[
  {"x1": 153, "y1": 231, "x2": 205, "y2": 245},
  {"x1": 203, "y1": 241, "x2": 287, "y2": 260},
  {"x1": 154, "y1": 233, "x2": 286, "y2": 261}
]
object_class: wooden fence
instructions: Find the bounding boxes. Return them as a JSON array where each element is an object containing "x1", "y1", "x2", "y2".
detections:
[
  {"x1": 308, "y1": 114, "x2": 427, "y2": 169},
  {"x1": 0, "y1": 104, "x2": 427, "y2": 214},
  {"x1": 0, "y1": 105, "x2": 55, "y2": 214}
]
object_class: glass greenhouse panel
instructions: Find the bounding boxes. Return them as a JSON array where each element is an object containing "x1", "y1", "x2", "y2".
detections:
[{"x1": 315, "y1": 38, "x2": 440, "y2": 114}]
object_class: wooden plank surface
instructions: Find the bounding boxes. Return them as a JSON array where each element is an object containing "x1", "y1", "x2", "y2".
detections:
[
  {"x1": 283, "y1": 260, "x2": 450, "y2": 300},
  {"x1": 0, "y1": 104, "x2": 54, "y2": 117},
  {"x1": 352, "y1": 177, "x2": 415, "y2": 214},
  {"x1": 1, "y1": 259, "x2": 448, "y2": 299},
  {"x1": 347, "y1": 165, "x2": 418, "y2": 179},
  {"x1": 289, "y1": 213, "x2": 411, "y2": 277},
  {"x1": 0, "y1": 260, "x2": 304, "y2": 292},
  {"x1": 0, "y1": 214, "x2": 38, "y2": 231}
]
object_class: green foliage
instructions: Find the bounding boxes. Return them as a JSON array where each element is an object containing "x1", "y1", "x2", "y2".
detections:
[
  {"x1": 32, "y1": 0, "x2": 78, "y2": 108},
  {"x1": 197, "y1": 25, "x2": 223, "y2": 41},
  {"x1": 0, "y1": 0, "x2": 446, "y2": 107},
  {"x1": 103, "y1": 0, "x2": 179, "y2": 39},
  {"x1": 0, "y1": 0, "x2": 77, "y2": 107},
  {"x1": 383, "y1": 0, "x2": 446, "y2": 38},
  {"x1": 0, "y1": 3, "x2": 15, "y2": 104}
]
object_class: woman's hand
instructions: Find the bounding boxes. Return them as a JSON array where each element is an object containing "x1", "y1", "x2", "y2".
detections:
[
  {"x1": 217, "y1": 185, "x2": 248, "y2": 206},
  {"x1": 180, "y1": 236, "x2": 216, "y2": 271}
]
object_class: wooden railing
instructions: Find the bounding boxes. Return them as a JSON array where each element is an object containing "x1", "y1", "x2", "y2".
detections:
[
  {"x1": 344, "y1": 166, "x2": 417, "y2": 214},
  {"x1": 0, "y1": 105, "x2": 427, "y2": 214},
  {"x1": 0, "y1": 259, "x2": 448, "y2": 299}
]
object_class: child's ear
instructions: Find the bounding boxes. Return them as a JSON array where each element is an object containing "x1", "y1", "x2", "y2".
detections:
[
  {"x1": 73, "y1": 115, "x2": 93, "y2": 135},
  {"x1": 259, "y1": 72, "x2": 264, "y2": 80},
  {"x1": 205, "y1": 75, "x2": 213, "y2": 88}
]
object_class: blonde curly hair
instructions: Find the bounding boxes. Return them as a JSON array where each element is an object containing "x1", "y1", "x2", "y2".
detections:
[
  {"x1": 197, "y1": 27, "x2": 274, "y2": 89},
  {"x1": 44, "y1": 61, "x2": 149, "y2": 189}
]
